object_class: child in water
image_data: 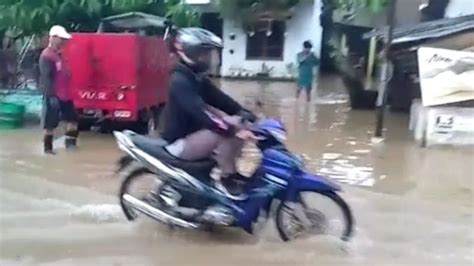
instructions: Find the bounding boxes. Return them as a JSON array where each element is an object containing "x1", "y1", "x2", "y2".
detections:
[{"x1": 296, "y1": 41, "x2": 320, "y2": 102}]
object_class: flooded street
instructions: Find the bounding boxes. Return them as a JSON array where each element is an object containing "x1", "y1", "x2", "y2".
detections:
[{"x1": 1, "y1": 76, "x2": 473, "y2": 265}]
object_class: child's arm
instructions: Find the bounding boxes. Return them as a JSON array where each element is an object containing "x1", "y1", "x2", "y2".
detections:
[{"x1": 311, "y1": 53, "x2": 320, "y2": 67}]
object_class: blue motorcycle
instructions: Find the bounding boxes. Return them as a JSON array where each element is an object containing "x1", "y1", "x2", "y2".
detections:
[{"x1": 114, "y1": 118, "x2": 354, "y2": 242}]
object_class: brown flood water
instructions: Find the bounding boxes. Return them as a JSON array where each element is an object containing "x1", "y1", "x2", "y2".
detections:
[{"x1": 0, "y1": 76, "x2": 473, "y2": 266}]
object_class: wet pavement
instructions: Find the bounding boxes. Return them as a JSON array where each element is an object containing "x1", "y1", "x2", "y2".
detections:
[{"x1": 1, "y1": 76, "x2": 473, "y2": 265}]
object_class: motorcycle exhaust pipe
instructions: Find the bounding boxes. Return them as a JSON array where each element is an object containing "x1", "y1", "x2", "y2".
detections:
[{"x1": 122, "y1": 194, "x2": 199, "y2": 229}]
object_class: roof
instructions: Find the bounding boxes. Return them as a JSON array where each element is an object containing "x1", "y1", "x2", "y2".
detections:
[
  {"x1": 363, "y1": 15, "x2": 474, "y2": 44},
  {"x1": 99, "y1": 12, "x2": 169, "y2": 30}
]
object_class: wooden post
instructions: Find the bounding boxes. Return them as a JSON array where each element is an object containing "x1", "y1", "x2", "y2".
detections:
[
  {"x1": 365, "y1": 36, "x2": 377, "y2": 90},
  {"x1": 341, "y1": 34, "x2": 348, "y2": 56},
  {"x1": 375, "y1": 0, "x2": 397, "y2": 138}
]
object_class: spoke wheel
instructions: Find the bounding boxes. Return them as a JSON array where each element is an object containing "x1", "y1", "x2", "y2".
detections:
[{"x1": 276, "y1": 191, "x2": 354, "y2": 242}]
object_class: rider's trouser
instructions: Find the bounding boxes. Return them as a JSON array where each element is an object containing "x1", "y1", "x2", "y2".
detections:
[{"x1": 165, "y1": 116, "x2": 244, "y2": 176}]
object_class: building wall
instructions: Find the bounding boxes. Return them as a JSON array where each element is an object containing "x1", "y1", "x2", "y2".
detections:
[
  {"x1": 221, "y1": 0, "x2": 323, "y2": 78},
  {"x1": 445, "y1": 0, "x2": 474, "y2": 18}
]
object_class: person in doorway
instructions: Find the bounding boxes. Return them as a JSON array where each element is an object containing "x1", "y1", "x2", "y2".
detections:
[
  {"x1": 39, "y1": 25, "x2": 78, "y2": 154},
  {"x1": 296, "y1": 41, "x2": 320, "y2": 102},
  {"x1": 161, "y1": 28, "x2": 256, "y2": 198}
]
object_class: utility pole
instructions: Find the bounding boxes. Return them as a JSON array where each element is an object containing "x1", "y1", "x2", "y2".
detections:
[{"x1": 375, "y1": 0, "x2": 397, "y2": 138}]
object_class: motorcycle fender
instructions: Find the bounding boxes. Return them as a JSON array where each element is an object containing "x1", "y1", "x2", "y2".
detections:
[
  {"x1": 286, "y1": 173, "x2": 341, "y2": 202},
  {"x1": 116, "y1": 155, "x2": 134, "y2": 173}
]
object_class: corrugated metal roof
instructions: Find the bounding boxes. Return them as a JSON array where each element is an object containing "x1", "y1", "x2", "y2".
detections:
[
  {"x1": 363, "y1": 15, "x2": 474, "y2": 44},
  {"x1": 100, "y1": 12, "x2": 168, "y2": 29}
]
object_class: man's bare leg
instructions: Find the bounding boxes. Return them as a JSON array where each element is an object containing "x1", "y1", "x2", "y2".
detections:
[
  {"x1": 306, "y1": 89, "x2": 312, "y2": 102},
  {"x1": 44, "y1": 129, "x2": 55, "y2": 155},
  {"x1": 296, "y1": 86, "x2": 302, "y2": 100}
]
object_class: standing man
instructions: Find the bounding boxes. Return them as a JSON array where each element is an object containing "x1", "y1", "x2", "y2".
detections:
[
  {"x1": 39, "y1": 25, "x2": 78, "y2": 154},
  {"x1": 296, "y1": 41, "x2": 320, "y2": 102}
]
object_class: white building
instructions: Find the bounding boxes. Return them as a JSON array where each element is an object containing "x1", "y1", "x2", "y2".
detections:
[
  {"x1": 186, "y1": 0, "x2": 473, "y2": 79},
  {"x1": 445, "y1": 0, "x2": 474, "y2": 18},
  {"x1": 221, "y1": 1, "x2": 323, "y2": 79},
  {"x1": 186, "y1": 0, "x2": 323, "y2": 79}
]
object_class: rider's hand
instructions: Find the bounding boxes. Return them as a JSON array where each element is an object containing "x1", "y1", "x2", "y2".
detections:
[
  {"x1": 236, "y1": 129, "x2": 256, "y2": 141},
  {"x1": 238, "y1": 109, "x2": 257, "y2": 123}
]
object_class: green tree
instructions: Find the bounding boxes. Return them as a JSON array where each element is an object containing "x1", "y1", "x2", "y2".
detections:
[
  {"x1": 0, "y1": 0, "x2": 200, "y2": 37},
  {"x1": 318, "y1": 0, "x2": 390, "y2": 74},
  {"x1": 366, "y1": 0, "x2": 389, "y2": 13},
  {"x1": 165, "y1": 0, "x2": 200, "y2": 27},
  {"x1": 334, "y1": 0, "x2": 389, "y2": 13}
]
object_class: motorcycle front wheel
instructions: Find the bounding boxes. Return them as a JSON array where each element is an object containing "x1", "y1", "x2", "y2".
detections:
[
  {"x1": 119, "y1": 167, "x2": 161, "y2": 221},
  {"x1": 275, "y1": 191, "x2": 354, "y2": 242}
]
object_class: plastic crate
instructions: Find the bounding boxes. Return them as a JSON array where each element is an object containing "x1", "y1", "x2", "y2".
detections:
[{"x1": 0, "y1": 102, "x2": 26, "y2": 129}]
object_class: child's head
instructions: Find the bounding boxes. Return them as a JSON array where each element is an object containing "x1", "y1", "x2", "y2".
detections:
[{"x1": 303, "y1": 41, "x2": 313, "y2": 52}]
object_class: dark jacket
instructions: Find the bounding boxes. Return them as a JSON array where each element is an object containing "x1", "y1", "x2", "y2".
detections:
[{"x1": 161, "y1": 63, "x2": 243, "y2": 143}]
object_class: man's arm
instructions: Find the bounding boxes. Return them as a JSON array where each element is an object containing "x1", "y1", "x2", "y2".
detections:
[
  {"x1": 39, "y1": 56, "x2": 56, "y2": 97},
  {"x1": 201, "y1": 78, "x2": 242, "y2": 116},
  {"x1": 172, "y1": 77, "x2": 236, "y2": 135}
]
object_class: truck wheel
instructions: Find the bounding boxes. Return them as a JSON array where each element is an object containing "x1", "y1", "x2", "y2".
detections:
[
  {"x1": 139, "y1": 106, "x2": 165, "y2": 136},
  {"x1": 155, "y1": 104, "x2": 166, "y2": 132},
  {"x1": 99, "y1": 120, "x2": 113, "y2": 134},
  {"x1": 135, "y1": 109, "x2": 155, "y2": 135},
  {"x1": 78, "y1": 120, "x2": 94, "y2": 131},
  {"x1": 146, "y1": 114, "x2": 157, "y2": 136}
]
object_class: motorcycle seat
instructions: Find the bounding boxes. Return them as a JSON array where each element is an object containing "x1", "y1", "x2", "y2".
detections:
[{"x1": 131, "y1": 134, "x2": 216, "y2": 175}]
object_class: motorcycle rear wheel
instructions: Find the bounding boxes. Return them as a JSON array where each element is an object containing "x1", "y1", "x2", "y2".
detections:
[{"x1": 275, "y1": 191, "x2": 354, "y2": 242}]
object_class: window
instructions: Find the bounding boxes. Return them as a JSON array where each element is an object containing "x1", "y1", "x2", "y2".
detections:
[{"x1": 246, "y1": 21, "x2": 285, "y2": 60}]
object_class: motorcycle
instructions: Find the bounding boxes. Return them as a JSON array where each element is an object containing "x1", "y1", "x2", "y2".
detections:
[{"x1": 114, "y1": 118, "x2": 354, "y2": 241}]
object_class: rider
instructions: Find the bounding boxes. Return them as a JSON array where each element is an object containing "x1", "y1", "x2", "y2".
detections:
[{"x1": 161, "y1": 28, "x2": 256, "y2": 197}]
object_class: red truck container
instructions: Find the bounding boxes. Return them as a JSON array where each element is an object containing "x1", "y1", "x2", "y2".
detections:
[{"x1": 62, "y1": 33, "x2": 170, "y2": 133}]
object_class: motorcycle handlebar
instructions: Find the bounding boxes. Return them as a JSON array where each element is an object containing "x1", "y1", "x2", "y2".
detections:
[{"x1": 238, "y1": 109, "x2": 258, "y2": 124}]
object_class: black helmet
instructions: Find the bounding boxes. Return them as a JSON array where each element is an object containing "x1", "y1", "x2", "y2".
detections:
[{"x1": 175, "y1": 27, "x2": 223, "y2": 72}]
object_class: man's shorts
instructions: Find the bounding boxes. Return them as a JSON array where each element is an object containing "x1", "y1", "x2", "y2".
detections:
[
  {"x1": 42, "y1": 97, "x2": 78, "y2": 130},
  {"x1": 297, "y1": 83, "x2": 312, "y2": 92}
]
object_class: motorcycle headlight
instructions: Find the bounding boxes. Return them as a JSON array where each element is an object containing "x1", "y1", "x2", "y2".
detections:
[{"x1": 269, "y1": 129, "x2": 287, "y2": 143}]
